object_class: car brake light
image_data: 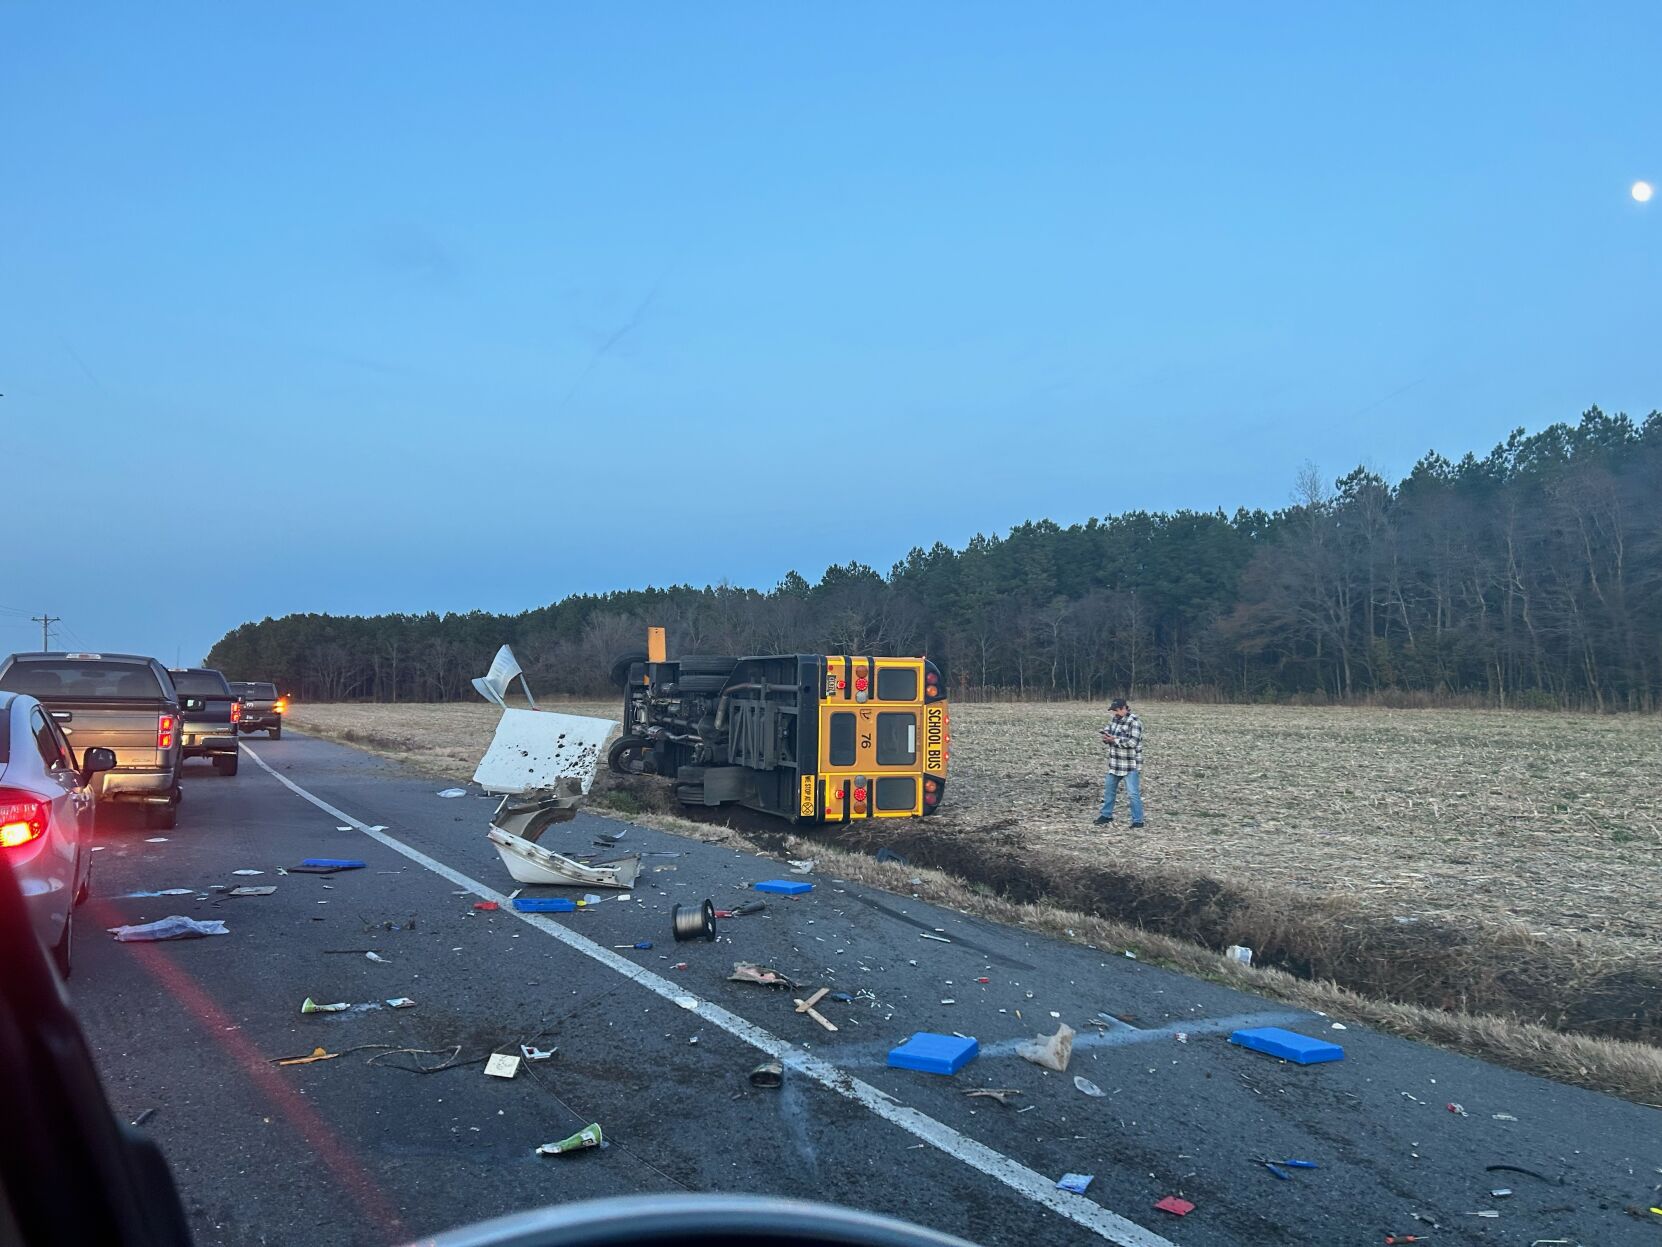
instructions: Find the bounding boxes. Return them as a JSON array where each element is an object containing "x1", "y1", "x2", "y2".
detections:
[
  {"x1": 231, "y1": 700, "x2": 242, "y2": 723},
  {"x1": 0, "y1": 789, "x2": 49, "y2": 848},
  {"x1": 158, "y1": 714, "x2": 174, "y2": 750}
]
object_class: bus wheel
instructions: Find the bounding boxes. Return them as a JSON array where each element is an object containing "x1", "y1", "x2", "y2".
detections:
[
  {"x1": 608, "y1": 736, "x2": 653, "y2": 776},
  {"x1": 609, "y1": 652, "x2": 648, "y2": 690}
]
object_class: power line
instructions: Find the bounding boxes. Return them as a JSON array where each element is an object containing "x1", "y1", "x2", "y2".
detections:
[{"x1": 30, "y1": 612, "x2": 62, "y2": 651}]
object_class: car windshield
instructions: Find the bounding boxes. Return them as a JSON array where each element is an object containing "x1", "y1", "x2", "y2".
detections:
[
  {"x1": 0, "y1": 662, "x2": 165, "y2": 701},
  {"x1": 170, "y1": 671, "x2": 230, "y2": 696}
]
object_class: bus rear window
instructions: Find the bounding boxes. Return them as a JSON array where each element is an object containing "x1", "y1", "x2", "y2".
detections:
[
  {"x1": 875, "y1": 776, "x2": 917, "y2": 811},
  {"x1": 828, "y1": 712, "x2": 856, "y2": 767},
  {"x1": 876, "y1": 712, "x2": 916, "y2": 765},
  {"x1": 876, "y1": 667, "x2": 918, "y2": 701}
]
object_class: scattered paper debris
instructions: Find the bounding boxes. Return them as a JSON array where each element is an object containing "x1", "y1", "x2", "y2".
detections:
[
  {"x1": 536, "y1": 1123, "x2": 603, "y2": 1156},
  {"x1": 1057, "y1": 1173, "x2": 1093, "y2": 1194},
  {"x1": 729, "y1": 962, "x2": 797, "y2": 988},
  {"x1": 228, "y1": 885, "x2": 276, "y2": 897},
  {"x1": 300, "y1": 998, "x2": 349, "y2": 1014},
  {"x1": 231, "y1": 869, "x2": 264, "y2": 876},
  {"x1": 385, "y1": 997, "x2": 416, "y2": 1009},
  {"x1": 1154, "y1": 1196, "x2": 1195, "y2": 1216},
  {"x1": 484, "y1": 1053, "x2": 521, "y2": 1079},
  {"x1": 521, "y1": 1045, "x2": 555, "y2": 1062},
  {"x1": 437, "y1": 788, "x2": 468, "y2": 798},
  {"x1": 1017, "y1": 1022, "x2": 1075, "y2": 1073}
]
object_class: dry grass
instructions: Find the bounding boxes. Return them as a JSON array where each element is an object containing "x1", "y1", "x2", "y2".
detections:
[{"x1": 287, "y1": 699, "x2": 1662, "y2": 1096}]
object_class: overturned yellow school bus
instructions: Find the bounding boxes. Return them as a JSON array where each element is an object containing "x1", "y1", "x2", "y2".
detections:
[{"x1": 608, "y1": 630, "x2": 949, "y2": 824}]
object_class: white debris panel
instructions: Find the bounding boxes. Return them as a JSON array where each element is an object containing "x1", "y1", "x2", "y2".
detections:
[{"x1": 472, "y1": 708, "x2": 616, "y2": 796}]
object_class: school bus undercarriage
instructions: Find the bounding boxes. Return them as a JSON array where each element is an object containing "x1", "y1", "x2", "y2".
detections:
[{"x1": 608, "y1": 636, "x2": 949, "y2": 825}]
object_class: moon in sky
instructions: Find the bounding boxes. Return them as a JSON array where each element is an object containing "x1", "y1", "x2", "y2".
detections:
[{"x1": 1634, "y1": 180, "x2": 1654, "y2": 203}]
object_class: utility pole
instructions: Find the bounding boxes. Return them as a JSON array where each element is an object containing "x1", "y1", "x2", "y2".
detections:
[{"x1": 31, "y1": 613, "x2": 62, "y2": 651}]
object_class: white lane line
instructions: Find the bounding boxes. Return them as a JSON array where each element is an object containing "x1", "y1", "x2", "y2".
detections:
[{"x1": 242, "y1": 743, "x2": 1177, "y2": 1247}]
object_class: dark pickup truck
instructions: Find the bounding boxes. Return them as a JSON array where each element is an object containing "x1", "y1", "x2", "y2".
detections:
[
  {"x1": 229, "y1": 681, "x2": 283, "y2": 738},
  {"x1": 167, "y1": 668, "x2": 242, "y2": 776},
  {"x1": 0, "y1": 652, "x2": 184, "y2": 829}
]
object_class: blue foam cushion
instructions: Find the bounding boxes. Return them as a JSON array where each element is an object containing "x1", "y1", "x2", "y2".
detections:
[
  {"x1": 887, "y1": 1032, "x2": 979, "y2": 1075},
  {"x1": 1229, "y1": 1026, "x2": 1344, "y2": 1064},
  {"x1": 753, "y1": 879, "x2": 813, "y2": 895}
]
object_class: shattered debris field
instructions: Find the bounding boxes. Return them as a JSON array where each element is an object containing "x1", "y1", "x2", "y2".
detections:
[{"x1": 290, "y1": 699, "x2": 1662, "y2": 1057}]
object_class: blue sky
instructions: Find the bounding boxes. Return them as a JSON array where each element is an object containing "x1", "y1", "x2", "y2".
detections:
[{"x1": 1, "y1": 3, "x2": 1657, "y2": 664}]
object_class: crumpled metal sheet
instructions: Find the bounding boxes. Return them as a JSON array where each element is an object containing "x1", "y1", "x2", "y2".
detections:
[{"x1": 473, "y1": 708, "x2": 616, "y2": 796}]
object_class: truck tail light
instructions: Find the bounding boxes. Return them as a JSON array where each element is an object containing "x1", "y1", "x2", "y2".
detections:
[
  {"x1": 158, "y1": 714, "x2": 175, "y2": 750},
  {"x1": 0, "y1": 789, "x2": 49, "y2": 848},
  {"x1": 274, "y1": 697, "x2": 288, "y2": 714},
  {"x1": 231, "y1": 700, "x2": 242, "y2": 724}
]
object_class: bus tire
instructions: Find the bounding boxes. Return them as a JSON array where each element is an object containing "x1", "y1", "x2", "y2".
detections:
[
  {"x1": 609, "y1": 652, "x2": 648, "y2": 690},
  {"x1": 678, "y1": 655, "x2": 737, "y2": 676},
  {"x1": 608, "y1": 736, "x2": 652, "y2": 776}
]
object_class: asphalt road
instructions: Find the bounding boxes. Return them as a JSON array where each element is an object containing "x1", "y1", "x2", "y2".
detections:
[{"x1": 67, "y1": 731, "x2": 1660, "y2": 1247}]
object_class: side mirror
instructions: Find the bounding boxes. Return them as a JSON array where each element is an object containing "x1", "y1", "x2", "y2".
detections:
[{"x1": 79, "y1": 747, "x2": 117, "y2": 786}]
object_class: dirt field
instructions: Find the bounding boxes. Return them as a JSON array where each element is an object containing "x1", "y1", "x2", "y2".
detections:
[{"x1": 287, "y1": 699, "x2": 1662, "y2": 1051}]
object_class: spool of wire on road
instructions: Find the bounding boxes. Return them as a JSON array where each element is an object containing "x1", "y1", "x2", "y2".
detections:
[{"x1": 671, "y1": 899, "x2": 717, "y2": 942}]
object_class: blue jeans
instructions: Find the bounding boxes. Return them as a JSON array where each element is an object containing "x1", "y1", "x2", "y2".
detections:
[{"x1": 1099, "y1": 769, "x2": 1143, "y2": 823}]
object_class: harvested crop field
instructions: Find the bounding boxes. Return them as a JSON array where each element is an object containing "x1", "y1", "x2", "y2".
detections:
[{"x1": 288, "y1": 699, "x2": 1662, "y2": 1054}]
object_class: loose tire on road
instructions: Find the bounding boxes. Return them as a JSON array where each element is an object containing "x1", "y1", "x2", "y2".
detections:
[{"x1": 214, "y1": 754, "x2": 239, "y2": 777}]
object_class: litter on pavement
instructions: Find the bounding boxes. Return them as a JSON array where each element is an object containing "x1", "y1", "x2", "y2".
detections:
[
  {"x1": 535, "y1": 1123, "x2": 605, "y2": 1156},
  {"x1": 888, "y1": 1032, "x2": 978, "y2": 1075},
  {"x1": 1056, "y1": 1174, "x2": 1093, "y2": 1194},
  {"x1": 794, "y1": 988, "x2": 839, "y2": 1032},
  {"x1": 749, "y1": 1060, "x2": 784, "y2": 1088},
  {"x1": 514, "y1": 897, "x2": 576, "y2": 913},
  {"x1": 729, "y1": 962, "x2": 796, "y2": 988},
  {"x1": 228, "y1": 886, "x2": 277, "y2": 897},
  {"x1": 752, "y1": 879, "x2": 812, "y2": 896},
  {"x1": 437, "y1": 788, "x2": 468, "y2": 797},
  {"x1": 119, "y1": 889, "x2": 194, "y2": 898},
  {"x1": 1229, "y1": 1026, "x2": 1344, "y2": 1065},
  {"x1": 671, "y1": 900, "x2": 717, "y2": 941},
  {"x1": 231, "y1": 869, "x2": 264, "y2": 876},
  {"x1": 483, "y1": 1053, "x2": 521, "y2": 1079},
  {"x1": 521, "y1": 1045, "x2": 556, "y2": 1062},
  {"x1": 473, "y1": 901, "x2": 499, "y2": 911},
  {"x1": 299, "y1": 858, "x2": 367, "y2": 871},
  {"x1": 962, "y1": 1088, "x2": 1023, "y2": 1105},
  {"x1": 1073, "y1": 1075, "x2": 1106, "y2": 1097},
  {"x1": 386, "y1": 997, "x2": 416, "y2": 1009},
  {"x1": 108, "y1": 916, "x2": 230, "y2": 942},
  {"x1": 1154, "y1": 1196, "x2": 1195, "y2": 1216},
  {"x1": 787, "y1": 859, "x2": 815, "y2": 873},
  {"x1": 1256, "y1": 1158, "x2": 1319, "y2": 1180},
  {"x1": 144, "y1": 837, "x2": 169, "y2": 843},
  {"x1": 300, "y1": 998, "x2": 350, "y2": 1014},
  {"x1": 918, "y1": 932, "x2": 951, "y2": 943},
  {"x1": 1016, "y1": 1022, "x2": 1075, "y2": 1072},
  {"x1": 614, "y1": 941, "x2": 653, "y2": 950},
  {"x1": 365, "y1": 951, "x2": 388, "y2": 963}
]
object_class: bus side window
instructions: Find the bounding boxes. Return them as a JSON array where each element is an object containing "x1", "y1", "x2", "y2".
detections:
[
  {"x1": 828, "y1": 712, "x2": 857, "y2": 767},
  {"x1": 876, "y1": 667, "x2": 918, "y2": 701},
  {"x1": 876, "y1": 712, "x2": 916, "y2": 765}
]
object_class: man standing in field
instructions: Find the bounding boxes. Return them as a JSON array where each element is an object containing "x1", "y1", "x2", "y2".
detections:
[{"x1": 1095, "y1": 698, "x2": 1145, "y2": 828}]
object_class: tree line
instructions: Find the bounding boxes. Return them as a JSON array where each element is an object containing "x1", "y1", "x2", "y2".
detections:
[{"x1": 208, "y1": 408, "x2": 1662, "y2": 710}]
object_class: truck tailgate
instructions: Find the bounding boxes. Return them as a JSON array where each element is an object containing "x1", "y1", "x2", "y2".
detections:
[{"x1": 53, "y1": 704, "x2": 167, "y2": 769}]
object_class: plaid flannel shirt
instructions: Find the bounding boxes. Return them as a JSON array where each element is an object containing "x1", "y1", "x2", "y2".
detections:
[{"x1": 1101, "y1": 712, "x2": 1144, "y2": 776}]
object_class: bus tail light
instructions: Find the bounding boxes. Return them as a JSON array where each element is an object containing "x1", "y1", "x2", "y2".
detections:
[
  {"x1": 157, "y1": 714, "x2": 175, "y2": 750},
  {"x1": 852, "y1": 778, "x2": 868, "y2": 815},
  {"x1": 0, "y1": 789, "x2": 49, "y2": 848}
]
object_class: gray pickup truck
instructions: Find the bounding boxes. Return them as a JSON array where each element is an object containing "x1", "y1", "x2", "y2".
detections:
[
  {"x1": 229, "y1": 681, "x2": 283, "y2": 738},
  {"x1": 167, "y1": 668, "x2": 242, "y2": 776},
  {"x1": 0, "y1": 652, "x2": 184, "y2": 829}
]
